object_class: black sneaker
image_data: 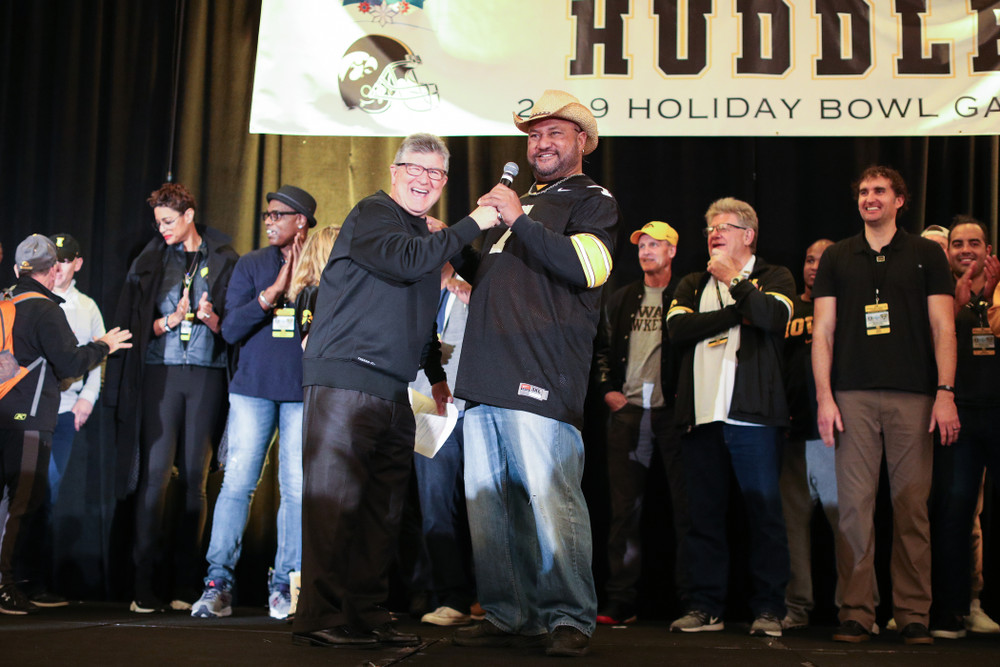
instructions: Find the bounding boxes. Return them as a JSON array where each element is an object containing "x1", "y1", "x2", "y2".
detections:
[
  {"x1": 596, "y1": 601, "x2": 637, "y2": 625},
  {"x1": 832, "y1": 620, "x2": 871, "y2": 643},
  {"x1": 900, "y1": 622, "x2": 934, "y2": 645},
  {"x1": 0, "y1": 584, "x2": 39, "y2": 615},
  {"x1": 931, "y1": 615, "x2": 967, "y2": 640},
  {"x1": 546, "y1": 625, "x2": 589, "y2": 657},
  {"x1": 29, "y1": 591, "x2": 70, "y2": 608}
]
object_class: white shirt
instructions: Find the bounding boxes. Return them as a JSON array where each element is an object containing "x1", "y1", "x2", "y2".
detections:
[
  {"x1": 53, "y1": 280, "x2": 107, "y2": 414},
  {"x1": 692, "y1": 256, "x2": 761, "y2": 427}
]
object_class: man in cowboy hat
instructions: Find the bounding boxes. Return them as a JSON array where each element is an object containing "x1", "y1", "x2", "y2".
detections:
[
  {"x1": 452, "y1": 90, "x2": 619, "y2": 657},
  {"x1": 190, "y1": 184, "x2": 317, "y2": 621}
]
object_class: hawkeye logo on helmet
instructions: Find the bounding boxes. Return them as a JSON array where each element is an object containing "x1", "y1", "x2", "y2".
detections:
[{"x1": 338, "y1": 35, "x2": 439, "y2": 114}]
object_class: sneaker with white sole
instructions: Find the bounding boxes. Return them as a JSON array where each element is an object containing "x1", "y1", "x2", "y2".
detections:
[
  {"x1": 190, "y1": 580, "x2": 232, "y2": 618},
  {"x1": 269, "y1": 586, "x2": 291, "y2": 620},
  {"x1": 670, "y1": 610, "x2": 724, "y2": 632},
  {"x1": 29, "y1": 591, "x2": 69, "y2": 608},
  {"x1": 780, "y1": 613, "x2": 808, "y2": 630},
  {"x1": 750, "y1": 613, "x2": 782, "y2": 637},
  {"x1": 421, "y1": 605, "x2": 473, "y2": 626},
  {"x1": 966, "y1": 599, "x2": 1000, "y2": 634},
  {"x1": 0, "y1": 584, "x2": 38, "y2": 615}
]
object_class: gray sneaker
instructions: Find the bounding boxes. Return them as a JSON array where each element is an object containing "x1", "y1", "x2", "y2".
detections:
[
  {"x1": 670, "y1": 610, "x2": 724, "y2": 632},
  {"x1": 269, "y1": 586, "x2": 291, "y2": 620},
  {"x1": 190, "y1": 580, "x2": 232, "y2": 618},
  {"x1": 751, "y1": 613, "x2": 783, "y2": 637}
]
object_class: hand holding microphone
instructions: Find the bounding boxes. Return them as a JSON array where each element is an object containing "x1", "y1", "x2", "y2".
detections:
[{"x1": 476, "y1": 162, "x2": 523, "y2": 228}]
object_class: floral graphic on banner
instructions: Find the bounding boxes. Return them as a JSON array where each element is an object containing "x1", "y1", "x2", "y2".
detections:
[{"x1": 343, "y1": 0, "x2": 424, "y2": 26}]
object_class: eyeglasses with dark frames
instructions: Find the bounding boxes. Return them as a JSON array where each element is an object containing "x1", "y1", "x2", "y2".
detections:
[
  {"x1": 261, "y1": 210, "x2": 299, "y2": 223},
  {"x1": 394, "y1": 162, "x2": 447, "y2": 182}
]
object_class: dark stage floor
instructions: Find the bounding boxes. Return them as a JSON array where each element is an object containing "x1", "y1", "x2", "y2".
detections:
[{"x1": 3, "y1": 603, "x2": 1000, "y2": 666}]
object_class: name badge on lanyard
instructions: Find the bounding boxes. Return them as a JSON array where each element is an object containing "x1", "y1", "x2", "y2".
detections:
[
  {"x1": 972, "y1": 327, "x2": 995, "y2": 356},
  {"x1": 864, "y1": 302, "x2": 890, "y2": 336},
  {"x1": 180, "y1": 313, "x2": 195, "y2": 341},
  {"x1": 273, "y1": 307, "x2": 295, "y2": 338}
]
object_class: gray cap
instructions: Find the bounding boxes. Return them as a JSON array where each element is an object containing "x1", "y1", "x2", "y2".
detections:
[{"x1": 15, "y1": 234, "x2": 58, "y2": 273}]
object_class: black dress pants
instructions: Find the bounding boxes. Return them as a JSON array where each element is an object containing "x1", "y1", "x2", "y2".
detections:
[{"x1": 293, "y1": 385, "x2": 415, "y2": 633}]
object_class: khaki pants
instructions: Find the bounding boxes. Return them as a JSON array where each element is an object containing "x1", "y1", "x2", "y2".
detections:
[{"x1": 834, "y1": 390, "x2": 934, "y2": 628}]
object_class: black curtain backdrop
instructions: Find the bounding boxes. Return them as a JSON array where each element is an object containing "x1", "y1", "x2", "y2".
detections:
[{"x1": 2, "y1": 0, "x2": 998, "y2": 614}]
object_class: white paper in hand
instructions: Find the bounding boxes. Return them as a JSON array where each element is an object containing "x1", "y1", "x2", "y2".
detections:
[{"x1": 408, "y1": 388, "x2": 458, "y2": 458}]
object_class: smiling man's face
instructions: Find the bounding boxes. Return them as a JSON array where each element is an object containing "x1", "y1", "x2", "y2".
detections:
[
  {"x1": 526, "y1": 118, "x2": 585, "y2": 183},
  {"x1": 389, "y1": 150, "x2": 448, "y2": 217},
  {"x1": 857, "y1": 176, "x2": 903, "y2": 227}
]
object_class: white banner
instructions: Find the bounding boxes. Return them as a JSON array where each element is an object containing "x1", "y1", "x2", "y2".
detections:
[{"x1": 250, "y1": 0, "x2": 1000, "y2": 137}]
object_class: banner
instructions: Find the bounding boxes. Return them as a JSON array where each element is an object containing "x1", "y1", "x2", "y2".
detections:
[{"x1": 250, "y1": 0, "x2": 1000, "y2": 137}]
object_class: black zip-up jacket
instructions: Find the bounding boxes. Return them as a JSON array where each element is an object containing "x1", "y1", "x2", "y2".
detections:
[
  {"x1": 666, "y1": 257, "x2": 795, "y2": 429},
  {"x1": 593, "y1": 278, "x2": 678, "y2": 408},
  {"x1": 302, "y1": 191, "x2": 481, "y2": 403},
  {"x1": 1, "y1": 276, "x2": 109, "y2": 432}
]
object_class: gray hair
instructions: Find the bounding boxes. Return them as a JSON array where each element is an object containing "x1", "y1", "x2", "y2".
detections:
[
  {"x1": 705, "y1": 197, "x2": 759, "y2": 251},
  {"x1": 394, "y1": 133, "x2": 450, "y2": 172}
]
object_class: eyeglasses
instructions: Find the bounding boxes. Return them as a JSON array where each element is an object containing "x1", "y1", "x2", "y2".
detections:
[
  {"x1": 703, "y1": 223, "x2": 748, "y2": 237},
  {"x1": 152, "y1": 214, "x2": 181, "y2": 231},
  {"x1": 394, "y1": 162, "x2": 447, "y2": 182},
  {"x1": 261, "y1": 210, "x2": 298, "y2": 223}
]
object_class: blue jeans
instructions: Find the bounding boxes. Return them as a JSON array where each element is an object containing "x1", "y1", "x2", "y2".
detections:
[
  {"x1": 681, "y1": 422, "x2": 788, "y2": 618},
  {"x1": 931, "y1": 405, "x2": 999, "y2": 617},
  {"x1": 204, "y1": 393, "x2": 303, "y2": 589},
  {"x1": 413, "y1": 416, "x2": 475, "y2": 611},
  {"x1": 49, "y1": 411, "x2": 77, "y2": 505},
  {"x1": 463, "y1": 405, "x2": 597, "y2": 636}
]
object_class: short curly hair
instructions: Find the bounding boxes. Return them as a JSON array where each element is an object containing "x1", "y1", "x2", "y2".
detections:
[
  {"x1": 147, "y1": 182, "x2": 197, "y2": 213},
  {"x1": 852, "y1": 166, "x2": 909, "y2": 214}
]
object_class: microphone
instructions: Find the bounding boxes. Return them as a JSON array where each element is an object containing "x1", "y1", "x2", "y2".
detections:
[{"x1": 499, "y1": 162, "x2": 519, "y2": 187}]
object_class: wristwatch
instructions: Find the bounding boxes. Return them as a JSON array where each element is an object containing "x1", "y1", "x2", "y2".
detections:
[{"x1": 729, "y1": 276, "x2": 743, "y2": 289}]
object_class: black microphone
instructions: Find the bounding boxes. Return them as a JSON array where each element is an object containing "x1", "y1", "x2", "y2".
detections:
[{"x1": 499, "y1": 162, "x2": 519, "y2": 187}]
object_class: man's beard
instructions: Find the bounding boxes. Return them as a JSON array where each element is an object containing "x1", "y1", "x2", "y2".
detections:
[{"x1": 529, "y1": 151, "x2": 574, "y2": 182}]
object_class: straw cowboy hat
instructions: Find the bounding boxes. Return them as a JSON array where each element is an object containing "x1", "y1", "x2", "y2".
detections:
[{"x1": 513, "y1": 90, "x2": 599, "y2": 155}]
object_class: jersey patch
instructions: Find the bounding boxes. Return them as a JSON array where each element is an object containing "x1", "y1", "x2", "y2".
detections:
[{"x1": 517, "y1": 382, "x2": 549, "y2": 401}]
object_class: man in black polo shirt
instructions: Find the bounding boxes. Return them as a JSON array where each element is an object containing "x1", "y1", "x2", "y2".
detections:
[
  {"x1": 812, "y1": 166, "x2": 959, "y2": 645},
  {"x1": 929, "y1": 215, "x2": 1000, "y2": 639}
]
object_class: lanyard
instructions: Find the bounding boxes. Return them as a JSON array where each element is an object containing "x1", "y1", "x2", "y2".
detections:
[
  {"x1": 868, "y1": 248, "x2": 889, "y2": 304},
  {"x1": 967, "y1": 290, "x2": 988, "y2": 326},
  {"x1": 183, "y1": 250, "x2": 201, "y2": 292}
]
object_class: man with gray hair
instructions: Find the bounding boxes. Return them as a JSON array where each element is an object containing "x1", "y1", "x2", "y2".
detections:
[
  {"x1": 1, "y1": 235, "x2": 131, "y2": 615},
  {"x1": 292, "y1": 134, "x2": 498, "y2": 648},
  {"x1": 666, "y1": 198, "x2": 795, "y2": 638}
]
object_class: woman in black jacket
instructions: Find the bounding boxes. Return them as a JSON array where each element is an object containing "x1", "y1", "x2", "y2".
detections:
[{"x1": 106, "y1": 183, "x2": 238, "y2": 613}]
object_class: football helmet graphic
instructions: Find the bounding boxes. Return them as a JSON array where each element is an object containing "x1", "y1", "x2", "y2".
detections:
[{"x1": 338, "y1": 35, "x2": 439, "y2": 114}]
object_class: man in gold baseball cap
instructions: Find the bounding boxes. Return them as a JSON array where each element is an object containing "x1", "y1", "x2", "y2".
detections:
[{"x1": 594, "y1": 220, "x2": 688, "y2": 628}]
